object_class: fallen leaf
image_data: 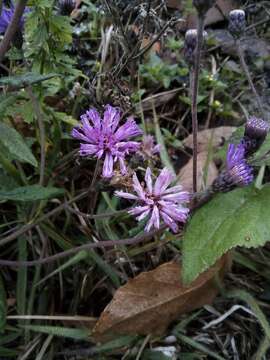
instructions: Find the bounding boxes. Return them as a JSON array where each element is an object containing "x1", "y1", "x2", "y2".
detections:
[
  {"x1": 183, "y1": 126, "x2": 236, "y2": 153},
  {"x1": 93, "y1": 255, "x2": 230, "y2": 342},
  {"x1": 135, "y1": 88, "x2": 182, "y2": 112},
  {"x1": 182, "y1": 0, "x2": 237, "y2": 30},
  {"x1": 178, "y1": 151, "x2": 218, "y2": 192},
  {"x1": 165, "y1": 0, "x2": 183, "y2": 10}
]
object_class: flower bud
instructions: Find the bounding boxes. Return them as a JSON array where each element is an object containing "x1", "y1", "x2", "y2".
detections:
[
  {"x1": 193, "y1": 0, "x2": 216, "y2": 15},
  {"x1": 242, "y1": 116, "x2": 269, "y2": 155},
  {"x1": 184, "y1": 29, "x2": 207, "y2": 65},
  {"x1": 228, "y1": 9, "x2": 246, "y2": 38}
]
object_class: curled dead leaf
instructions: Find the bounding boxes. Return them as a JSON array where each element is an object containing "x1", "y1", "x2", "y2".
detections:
[
  {"x1": 93, "y1": 255, "x2": 231, "y2": 343},
  {"x1": 178, "y1": 151, "x2": 218, "y2": 192},
  {"x1": 183, "y1": 126, "x2": 236, "y2": 153}
]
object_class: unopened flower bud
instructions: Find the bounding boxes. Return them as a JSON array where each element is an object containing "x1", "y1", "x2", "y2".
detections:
[
  {"x1": 193, "y1": 0, "x2": 216, "y2": 15},
  {"x1": 242, "y1": 116, "x2": 269, "y2": 155},
  {"x1": 228, "y1": 9, "x2": 246, "y2": 38},
  {"x1": 58, "y1": 0, "x2": 76, "y2": 16},
  {"x1": 184, "y1": 29, "x2": 207, "y2": 65}
]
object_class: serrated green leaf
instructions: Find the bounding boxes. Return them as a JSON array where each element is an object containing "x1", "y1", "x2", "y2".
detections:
[
  {"x1": 0, "y1": 123, "x2": 37, "y2": 167},
  {"x1": 182, "y1": 186, "x2": 270, "y2": 284},
  {"x1": 0, "y1": 185, "x2": 64, "y2": 201},
  {"x1": 0, "y1": 73, "x2": 59, "y2": 88},
  {"x1": 22, "y1": 325, "x2": 90, "y2": 340}
]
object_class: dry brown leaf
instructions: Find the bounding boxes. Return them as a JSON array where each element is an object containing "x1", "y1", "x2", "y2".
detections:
[
  {"x1": 182, "y1": 0, "x2": 237, "y2": 30},
  {"x1": 183, "y1": 126, "x2": 236, "y2": 153},
  {"x1": 93, "y1": 255, "x2": 230, "y2": 342},
  {"x1": 178, "y1": 151, "x2": 218, "y2": 192},
  {"x1": 165, "y1": 0, "x2": 183, "y2": 10}
]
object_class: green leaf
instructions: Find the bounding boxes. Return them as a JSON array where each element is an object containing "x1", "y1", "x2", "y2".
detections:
[
  {"x1": 182, "y1": 186, "x2": 270, "y2": 284},
  {"x1": 251, "y1": 134, "x2": 270, "y2": 166},
  {"x1": 0, "y1": 123, "x2": 37, "y2": 167},
  {"x1": 22, "y1": 325, "x2": 90, "y2": 340},
  {"x1": 0, "y1": 185, "x2": 64, "y2": 201},
  {"x1": 0, "y1": 274, "x2": 6, "y2": 333},
  {"x1": 0, "y1": 73, "x2": 59, "y2": 89}
]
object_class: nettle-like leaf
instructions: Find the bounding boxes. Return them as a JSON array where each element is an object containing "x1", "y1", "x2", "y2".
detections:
[
  {"x1": 0, "y1": 185, "x2": 64, "y2": 201},
  {"x1": 182, "y1": 186, "x2": 270, "y2": 284},
  {"x1": 0, "y1": 123, "x2": 37, "y2": 167}
]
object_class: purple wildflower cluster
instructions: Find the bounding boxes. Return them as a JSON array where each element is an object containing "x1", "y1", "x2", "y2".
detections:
[
  {"x1": 212, "y1": 116, "x2": 269, "y2": 193},
  {"x1": 71, "y1": 103, "x2": 268, "y2": 232},
  {"x1": 115, "y1": 167, "x2": 190, "y2": 233},
  {"x1": 72, "y1": 105, "x2": 143, "y2": 178}
]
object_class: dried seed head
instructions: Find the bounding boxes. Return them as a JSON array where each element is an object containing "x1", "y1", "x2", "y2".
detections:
[
  {"x1": 193, "y1": 0, "x2": 216, "y2": 15},
  {"x1": 228, "y1": 9, "x2": 246, "y2": 38}
]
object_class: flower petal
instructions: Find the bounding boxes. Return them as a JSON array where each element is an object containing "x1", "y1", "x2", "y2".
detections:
[
  {"x1": 102, "y1": 152, "x2": 114, "y2": 178},
  {"x1": 115, "y1": 191, "x2": 138, "y2": 200},
  {"x1": 160, "y1": 211, "x2": 179, "y2": 233},
  {"x1": 145, "y1": 167, "x2": 153, "y2": 194},
  {"x1": 79, "y1": 144, "x2": 99, "y2": 156},
  {"x1": 114, "y1": 117, "x2": 143, "y2": 142},
  {"x1": 103, "y1": 105, "x2": 121, "y2": 133},
  {"x1": 153, "y1": 168, "x2": 175, "y2": 196},
  {"x1": 162, "y1": 191, "x2": 190, "y2": 203},
  {"x1": 132, "y1": 173, "x2": 146, "y2": 200}
]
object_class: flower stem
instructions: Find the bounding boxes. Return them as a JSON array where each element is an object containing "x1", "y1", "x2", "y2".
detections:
[
  {"x1": 236, "y1": 39, "x2": 264, "y2": 118},
  {"x1": 191, "y1": 15, "x2": 205, "y2": 193}
]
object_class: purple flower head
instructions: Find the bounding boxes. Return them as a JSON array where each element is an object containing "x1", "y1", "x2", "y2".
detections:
[
  {"x1": 139, "y1": 135, "x2": 160, "y2": 159},
  {"x1": 72, "y1": 105, "x2": 143, "y2": 178},
  {"x1": 226, "y1": 143, "x2": 253, "y2": 186},
  {"x1": 115, "y1": 167, "x2": 190, "y2": 233},
  {"x1": 0, "y1": 3, "x2": 28, "y2": 33},
  {"x1": 212, "y1": 143, "x2": 253, "y2": 192}
]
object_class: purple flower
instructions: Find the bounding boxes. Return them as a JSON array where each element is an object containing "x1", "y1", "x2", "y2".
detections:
[
  {"x1": 72, "y1": 105, "x2": 143, "y2": 178},
  {"x1": 139, "y1": 135, "x2": 160, "y2": 159},
  {"x1": 115, "y1": 167, "x2": 190, "y2": 233},
  {"x1": 212, "y1": 143, "x2": 253, "y2": 192},
  {"x1": 0, "y1": 3, "x2": 28, "y2": 33}
]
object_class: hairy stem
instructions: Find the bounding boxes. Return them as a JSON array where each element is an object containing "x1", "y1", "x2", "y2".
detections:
[
  {"x1": 26, "y1": 87, "x2": 46, "y2": 186},
  {"x1": 191, "y1": 16, "x2": 205, "y2": 193},
  {"x1": 0, "y1": 0, "x2": 28, "y2": 62},
  {"x1": 236, "y1": 39, "x2": 264, "y2": 117}
]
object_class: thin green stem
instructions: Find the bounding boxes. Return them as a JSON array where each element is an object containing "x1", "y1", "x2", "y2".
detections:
[
  {"x1": 236, "y1": 39, "x2": 264, "y2": 118},
  {"x1": 191, "y1": 15, "x2": 205, "y2": 193}
]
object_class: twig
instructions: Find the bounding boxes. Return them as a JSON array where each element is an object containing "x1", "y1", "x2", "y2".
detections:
[
  {"x1": 236, "y1": 39, "x2": 264, "y2": 117},
  {"x1": 191, "y1": 15, "x2": 205, "y2": 193},
  {"x1": 0, "y1": 190, "x2": 89, "y2": 247},
  {"x1": 26, "y1": 87, "x2": 46, "y2": 186},
  {"x1": 132, "y1": 18, "x2": 177, "y2": 60},
  {"x1": 0, "y1": 225, "x2": 167, "y2": 267},
  {"x1": 0, "y1": 0, "x2": 28, "y2": 63}
]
